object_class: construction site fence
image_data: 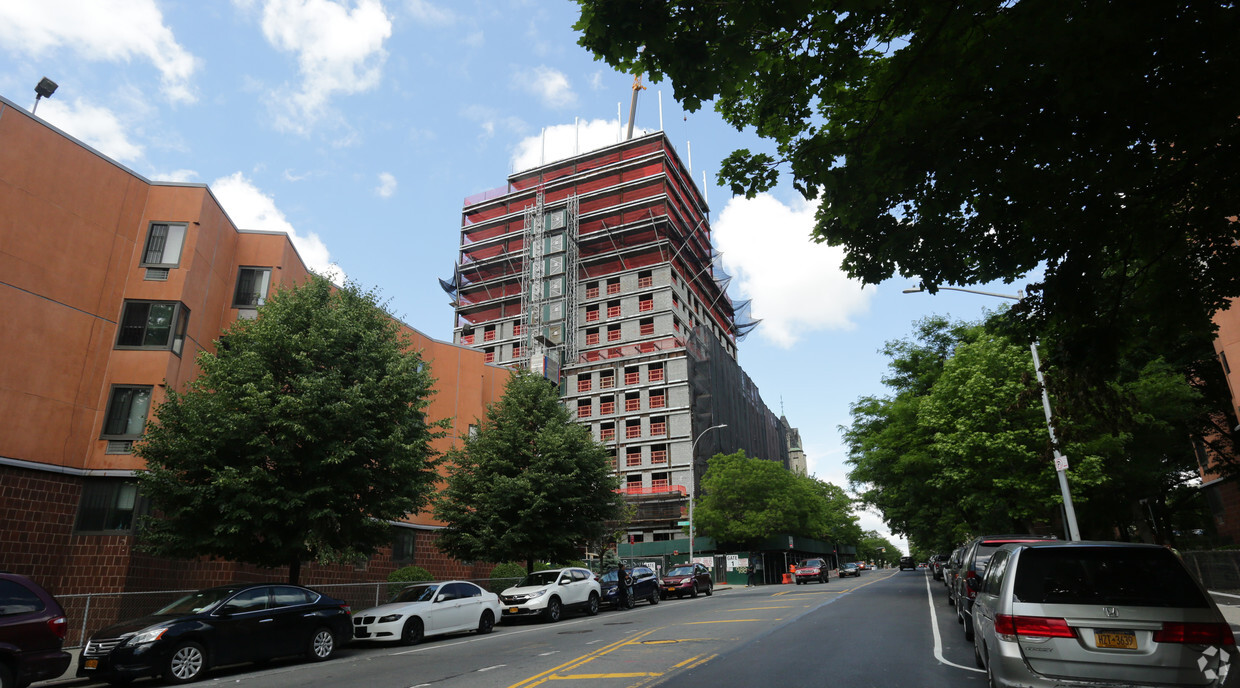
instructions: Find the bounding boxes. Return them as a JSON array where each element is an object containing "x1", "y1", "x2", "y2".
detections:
[{"x1": 55, "y1": 577, "x2": 526, "y2": 650}]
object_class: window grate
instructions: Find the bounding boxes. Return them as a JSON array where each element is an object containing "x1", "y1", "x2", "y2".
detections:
[
  {"x1": 105, "y1": 440, "x2": 133, "y2": 455},
  {"x1": 144, "y1": 267, "x2": 170, "y2": 281}
]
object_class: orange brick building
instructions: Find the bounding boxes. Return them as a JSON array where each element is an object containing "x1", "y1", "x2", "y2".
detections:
[
  {"x1": 0, "y1": 95, "x2": 510, "y2": 595},
  {"x1": 1207, "y1": 301, "x2": 1240, "y2": 543}
]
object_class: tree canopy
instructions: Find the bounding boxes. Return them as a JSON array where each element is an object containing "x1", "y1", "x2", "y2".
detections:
[
  {"x1": 434, "y1": 369, "x2": 624, "y2": 573},
  {"x1": 136, "y1": 277, "x2": 443, "y2": 584},
  {"x1": 575, "y1": 1, "x2": 1240, "y2": 386},
  {"x1": 694, "y1": 450, "x2": 860, "y2": 549}
]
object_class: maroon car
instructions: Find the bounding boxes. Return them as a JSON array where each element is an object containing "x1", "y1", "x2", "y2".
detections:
[
  {"x1": 0, "y1": 573, "x2": 71, "y2": 688},
  {"x1": 660, "y1": 563, "x2": 713, "y2": 599}
]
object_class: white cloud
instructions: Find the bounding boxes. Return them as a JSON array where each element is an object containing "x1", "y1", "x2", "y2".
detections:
[
  {"x1": 38, "y1": 99, "x2": 144, "y2": 163},
  {"x1": 150, "y1": 169, "x2": 199, "y2": 183},
  {"x1": 463, "y1": 30, "x2": 485, "y2": 48},
  {"x1": 714, "y1": 194, "x2": 873, "y2": 348},
  {"x1": 253, "y1": 0, "x2": 392, "y2": 134},
  {"x1": 0, "y1": 0, "x2": 199, "y2": 103},
  {"x1": 375, "y1": 172, "x2": 397, "y2": 198},
  {"x1": 211, "y1": 171, "x2": 346, "y2": 283},
  {"x1": 588, "y1": 71, "x2": 605, "y2": 90},
  {"x1": 516, "y1": 65, "x2": 576, "y2": 109},
  {"x1": 406, "y1": 0, "x2": 455, "y2": 24},
  {"x1": 462, "y1": 104, "x2": 525, "y2": 144},
  {"x1": 510, "y1": 118, "x2": 621, "y2": 173}
]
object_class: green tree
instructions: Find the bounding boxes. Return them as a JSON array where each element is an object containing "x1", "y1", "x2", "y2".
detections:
[
  {"x1": 575, "y1": 1, "x2": 1240, "y2": 388},
  {"x1": 136, "y1": 277, "x2": 443, "y2": 584},
  {"x1": 434, "y1": 369, "x2": 624, "y2": 573},
  {"x1": 856, "y1": 532, "x2": 900, "y2": 567}
]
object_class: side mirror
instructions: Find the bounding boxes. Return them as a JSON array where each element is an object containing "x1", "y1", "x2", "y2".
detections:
[{"x1": 559, "y1": 579, "x2": 571, "y2": 586}]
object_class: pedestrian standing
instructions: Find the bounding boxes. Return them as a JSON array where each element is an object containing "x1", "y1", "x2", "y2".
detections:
[
  {"x1": 617, "y1": 562, "x2": 631, "y2": 609},
  {"x1": 747, "y1": 554, "x2": 759, "y2": 587}
]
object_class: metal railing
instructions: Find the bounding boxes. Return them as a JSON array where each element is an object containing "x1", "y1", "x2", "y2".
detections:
[
  {"x1": 1183, "y1": 550, "x2": 1240, "y2": 594},
  {"x1": 56, "y1": 577, "x2": 526, "y2": 650}
]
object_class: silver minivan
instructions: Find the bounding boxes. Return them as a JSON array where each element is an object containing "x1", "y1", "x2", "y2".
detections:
[{"x1": 971, "y1": 541, "x2": 1234, "y2": 687}]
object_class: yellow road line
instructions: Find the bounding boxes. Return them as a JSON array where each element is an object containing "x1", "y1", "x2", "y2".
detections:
[
  {"x1": 672, "y1": 655, "x2": 702, "y2": 669},
  {"x1": 683, "y1": 654, "x2": 716, "y2": 670},
  {"x1": 681, "y1": 619, "x2": 777, "y2": 625},
  {"x1": 726, "y1": 605, "x2": 796, "y2": 611},
  {"x1": 548, "y1": 673, "x2": 664, "y2": 680},
  {"x1": 505, "y1": 628, "x2": 663, "y2": 688}
]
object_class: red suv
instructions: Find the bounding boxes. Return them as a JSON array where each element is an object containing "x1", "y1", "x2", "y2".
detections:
[{"x1": 0, "y1": 572, "x2": 71, "y2": 688}]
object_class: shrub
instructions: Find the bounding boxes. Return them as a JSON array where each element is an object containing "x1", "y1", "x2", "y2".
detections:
[
  {"x1": 487, "y1": 562, "x2": 527, "y2": 593},
  {"x1": 388, "y1": 565, "x2": 434, "y2": 583}
]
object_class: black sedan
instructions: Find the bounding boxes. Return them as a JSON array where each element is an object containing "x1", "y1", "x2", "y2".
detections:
[
  {"x1": 78, "y1": 583, "x2": 351, "y2": 684},
  {"x1": 599, "y1": 566, "x2": 660, "y2": 608},
  {"x1": 838, "y1": 562, "x2": 860, "y2": 578}
]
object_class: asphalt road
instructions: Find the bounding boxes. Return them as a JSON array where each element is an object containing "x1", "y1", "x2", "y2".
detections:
[{"x1": 47, "y1": 569, "x2": 993, "y2": 688}]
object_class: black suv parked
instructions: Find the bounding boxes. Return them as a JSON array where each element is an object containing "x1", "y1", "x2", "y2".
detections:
[
  {"x1": 898, "y1": 556, "x2": 916, "y2": 571},
  {"x1": 0, "y1": 572, "x2": 72, "y2": 688}
]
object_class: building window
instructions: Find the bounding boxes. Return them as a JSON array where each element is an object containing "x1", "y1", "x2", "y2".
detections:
[
  {"x1": 74, "y1": 479, "x2": 146, "y2": 533},
  {"x1": 484, "y1": 327, "x2": 496, "y2": 341},
  {"x1": 140, "y1": 223, "x2": 187, "y2": 268},
  {"x1": 233, "y1": 267, "x2": 272, "y2": 308},
  {"x1": 607, "y1": 449, "x2": 617, "y2": 469},
  {"x1": 626, "y1": 448, "x2": 642, "y2": 467},
  {"x1": 484, "y1": 349, "x2": 495, "y2": 363},
  {"x1": 392, "y1": 528, "x2": 416, "y2": 564},
  {"x1": 672, "y1": 294, "x2": 680, "y2": 309},
  {"x1": 651, "y1": 472, "x2": 669, "y2": 489},
  {"x1": 651, "y1": 444, "x2": 668, "y2": 464},
  {"x1": 577, "y1": 399, "x2": 592, "y2": 418},
  {"x1": 648, "y1": 364, "x2": 664, "y2": 382},
  {"x1": 625, "y1": 393, "x2": 640, "y2": 412},
  {"x1": 637, "y1": 271, "x2": 653, "y2": 288},
  {"x1": 653, "y1": 532, "x2": 671, "y2": 541},
  {"x1": 650, "y1": 417, "x2": 667, "y2": 436},
  {"x1": 649, "y1": 390, "x2": 666, "y2": 409},
  {"x1": 512, "y1": 344, "x2": 523, "y2": 358},
  {"x1": 586, "y1": 306, "x2": 600, "y2": 322},
  {"x1": 462, "y1": 331, "x2": 475, "y2": 345},
  {"x1": 600, "y1": 397, "x2": 616, "y2": 415},
  {"x1": 624, "y1": 368, "x2": 640, "y2": 385},
  {"x1": 626, "y1": 474, "x2": 641, "y2": 491},
  {"x1": 606, "y1": 278, "x2": 621, "y2": 295},
  {"x1": 586, "y1": 282, "x2": 599, "y2": 299},
  {"x1": 600, "y1": 423, "x2": 615, "y2": 441},
  {"x1": 639, "y1": 319, "x2": 655, "y2": 336},
  {"x1": 513, "y1": 322, "x2": 524, "y2": 336},
  {"x1": 116, "y1": 301, "x2": 189, "y2": 355},
  {"x1": 101, "y1": 385, "x2": 153, "y2": 441},
  {"x1": 586, "y1": 329, "x2": 600, "y2": 346},
  {"x1": 629, "y1": 533, "x2": 645, "y2": 544},
  {"x1": 626, "y1": 419, "x2": 642, "y2": 439},
  {"x1": 638, "y1": 296, "x2": 653, "y2": 312},
  {"x1": 600, "y1": 371, "x2": 615, "y2": 389},
  {"x1": 607, "y1": 325, "x2": 622, "y2": 342},
  {"x1": 607, "y1": 301, "x2": 621, "y2": 318},
  {"x1": 577, "y1": 375, "x2": 593, "y2": 392}
]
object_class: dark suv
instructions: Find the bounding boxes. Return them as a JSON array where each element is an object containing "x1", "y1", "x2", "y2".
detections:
[
  {"x1": 0, "y1": 572, "x2": 71, "y2": 688},
  {"x1": 954, "y1": 534, "x2": 1057, "y2": 641},
  {"x1": 898, "y1": 556, "x2": 916, "y2": 571}
]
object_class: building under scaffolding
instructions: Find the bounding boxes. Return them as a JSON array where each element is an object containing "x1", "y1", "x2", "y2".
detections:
[{"x1": 443, "y1": 131, "x2": 785, "y2": 543}]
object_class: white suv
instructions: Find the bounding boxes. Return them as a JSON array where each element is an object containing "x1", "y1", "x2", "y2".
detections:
[{"x1": 499, "y1": 567, "x2": 600, "y2": 622}]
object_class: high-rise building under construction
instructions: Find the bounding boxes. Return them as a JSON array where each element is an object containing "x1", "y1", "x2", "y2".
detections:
[{"x1": 443, "y1": 131, "x2": 787, "y2": 543}]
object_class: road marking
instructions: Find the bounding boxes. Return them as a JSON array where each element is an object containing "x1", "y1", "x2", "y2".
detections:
[
  {"x1": 547, "y1": 673, "x2": 663, "y2": 679},
  {"x1": 725, "y1": 606, "x2": 796, "y2": 611},
  {"x1": 672, "y1": 655, "x2": 702, "y2": 668},
  {"x1": 538, "y1": 651, "x2": 560, "y2": 656},
  {"x1": 683, "y1": 653, "x2": 716, "y2": 670},
  {"x1": 478, "y1": 665, "x2": 507, "y2": 672},
  {"x1": 504, "y1": 627, "x2": 663, "y2": 688},
  {"x1": 923, "y1": 572, "x2": 984, "y2": 673},
  {"x1": 681, "y1": 619, "x2": 772, "y2": 625}
]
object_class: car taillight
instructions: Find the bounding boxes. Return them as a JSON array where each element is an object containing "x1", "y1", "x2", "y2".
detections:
[
  {"x1": 340, "y1": 604, "x2": 351, "y2": 615},
  {"x1": 48, "y1": 615, "x2": 67, "y2": 640},
  {"x1": 1154, "y1": 622, "x2": 1236, "y2": 646},
  {"x1": 996, "y1": 615, "x2": 1075, "y2": 638},
  {"x1": 964, "y1": 570, "x2": 978, "y2": 599}
]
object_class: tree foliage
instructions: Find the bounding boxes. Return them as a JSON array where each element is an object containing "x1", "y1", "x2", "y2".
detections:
[
  {"x1": 846, "y1": 313, "x2": 1219, "y2": 552},
  {"x1": 434, "y1": 369, "x2": 624, "y2": 573},
  {"x1": 694, "y1": 450, "x2": 860, "y2": 548},
  {"x1": 136, "y1": 277, "x2": 443, "y2": 584},
  {"x1": 575, "y1": 1, "x2": 1240, "y2": 387}
]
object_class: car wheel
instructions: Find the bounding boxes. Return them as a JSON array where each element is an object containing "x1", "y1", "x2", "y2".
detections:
[
  {"x1": 963, "y1": 613, "x2": 975, "y2": 642},
  {"x1": 649, "y1": 591, "x2": 659, "y2": 605},
  {"x1": 690, "y1": 583, "x2": 699, "y2": 598},
  {"x1": 477, "y1": 610, "x2": 495, "y2": 634},
  {"x1": 0, "y1": 664, "x2": 13, "y2": 688},
  {"x1": 544, "y1": 596, "x2": 562, "y2": 622},
  {"x1": 704, "y1": 583, "x2": 712, "y2": 596},
  {"x1": 164, "y1": 641, "x2": 206, "y2": 684},
  {"x1": 307, "y1": 626, "x2": 336, "y2": 661},
  {"x1": 586, "y1": 592, "x2": 600, "y2": 616},
  {"x1": 974, "y1": 637, "x2": 985, "y2": 668},
  {"x1": 401, "y1": 617, "x2": 424, "y2": 645}
]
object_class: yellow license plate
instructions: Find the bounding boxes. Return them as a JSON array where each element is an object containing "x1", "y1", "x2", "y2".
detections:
[
  {"x1": 84, "y1": 659, "x2": 98, "y2": 669},
  {"x1": 1095, "y1": 631, "x2": 1137, "y2": 650},
  {"x1": 509, "y1": 607, "x2": 519, "y2": 613}
]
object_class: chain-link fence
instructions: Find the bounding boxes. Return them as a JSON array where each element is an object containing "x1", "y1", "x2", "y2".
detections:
[
  {"x1": 1182, "y1": 551, "x2": 1240, "y2": 594},
  {"x1": 57, "y1": 576, "x2": 527, "y2": 650}
]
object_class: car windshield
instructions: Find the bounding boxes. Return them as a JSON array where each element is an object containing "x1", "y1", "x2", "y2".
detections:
[
  {"x1": 389, "y1": 584, "x2": 439, "y2": 603},
  {"x1": 843, "y1": 564, "x2": 857, "y2": 569},
  {"x1": 667, "y1": 566, "x2": 694, "y2": 577},
  {"x1": 155, "y1": 587, "x2": 244, "y2": 615},
  {"x1": 518, "y1": 571, "x2": 561, "y2": 587},
  {"x1": 1014, "y1": 546, "x2": 1209, "y2": 608}
]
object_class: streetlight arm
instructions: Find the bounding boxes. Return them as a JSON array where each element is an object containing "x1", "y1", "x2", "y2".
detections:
[
  {"x1": 902, "y1": 284, "x2": 1021, "y2": 301},
  {"x1": 688, "y1": 424, "x2": 727, "y2": 563}
]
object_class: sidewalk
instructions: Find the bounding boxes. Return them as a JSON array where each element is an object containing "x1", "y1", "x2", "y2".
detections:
[{"x1": 1210, "y1": 590, "x2": 1240, "y2": 628}]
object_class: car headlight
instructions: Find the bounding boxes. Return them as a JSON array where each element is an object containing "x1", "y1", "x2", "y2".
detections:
[
  {"x1": 378, "y1": 614, "x2": 402, "y2": 623},
  {"x1": 124, "y1": 626, "x2": 170, "y2": 646}
]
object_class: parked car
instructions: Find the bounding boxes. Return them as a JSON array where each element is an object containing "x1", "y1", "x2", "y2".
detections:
[
  {"x1": 499, "y1": 567, "x2": 600, "y2": 622},
  {"x1": 838, "y1": 562, "x2": 860, "y2": 578},
  {"x1": 854, "y1": 562, "x2": 867, "y2": 571},
  {"x1": 660, "y1": 563, "x2": 713, "y2": 599},
  {"x1": 930, "y1": 553, "x2": 949, "y2": 581},
  {"x1": 944, "y1": 546, "x2": 965, "y2": 603},
  {"x1": 77, "y1": 583, "x2": 351, "y2": 685},
  {"x1": 955, "y1": 534, "x2": 1057, "y2": 641},
  {"x1": 898, "y1": 556, "x2": 916, "y2": 571},
  {"x1": 352, "y1": 581, "x2": 500, "y2": 645},
  {"x1": 0, "y1": 572, "x2": 72, "y2": 688},
  {"x1": 599, "y1": 566, "x2": 659, "y2": 608},
  {"x1": 794, "y1": 559, "x2": 830, "y2": 585},
  {"x1": 972, "y1": 541, "x2": 1234, "y2": 688}
]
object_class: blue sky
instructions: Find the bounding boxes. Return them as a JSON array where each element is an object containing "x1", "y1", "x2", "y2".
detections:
[{"x1": 0, "y1": 0, "x2": 1031, "y2": 553}]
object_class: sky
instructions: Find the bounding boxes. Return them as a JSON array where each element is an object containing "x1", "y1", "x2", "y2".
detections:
[{"x1": 0, "y1": 0, "x2": 1034, "y2": 555}]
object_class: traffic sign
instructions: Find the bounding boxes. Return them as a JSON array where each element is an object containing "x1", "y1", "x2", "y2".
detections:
[{"x1": 677, "y1": 520, "x2": 691, "y2": 526}]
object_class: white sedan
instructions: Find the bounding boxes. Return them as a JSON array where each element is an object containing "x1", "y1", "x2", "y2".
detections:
[{"x1": 352, "y1": 580, "x2": 501, "y2": 645}]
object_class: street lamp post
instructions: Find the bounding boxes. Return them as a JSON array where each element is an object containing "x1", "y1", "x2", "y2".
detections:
[
  {"x1": 688, "y1": 424, "x2": 727, "y2": 563},
  {"x1": 902, "y1": 285, "x2": 1081, "y2": 541}
]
